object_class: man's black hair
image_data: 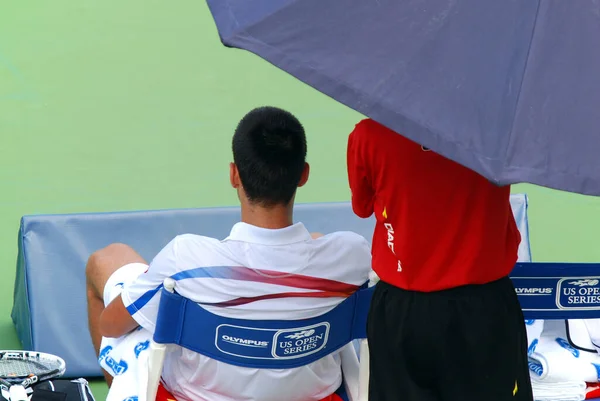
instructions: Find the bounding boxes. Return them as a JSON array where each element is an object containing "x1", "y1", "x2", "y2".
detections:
[{"x1": 232, "y1": 106, "x2": 307, "y2": 207}]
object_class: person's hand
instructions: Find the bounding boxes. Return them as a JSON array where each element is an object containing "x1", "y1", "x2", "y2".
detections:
[{"x1": 311, "y1": 232, "x2": 324, "y2": 239}]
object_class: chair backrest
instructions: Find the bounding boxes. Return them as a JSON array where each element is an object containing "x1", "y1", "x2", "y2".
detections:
[{"x1": 153, "y1": 279, "x2": 374, "y2": 369}]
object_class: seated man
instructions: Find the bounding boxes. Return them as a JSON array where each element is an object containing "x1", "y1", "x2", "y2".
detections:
[{"x1": 86, "y1": 106, "x2": 372, "y2": 401}]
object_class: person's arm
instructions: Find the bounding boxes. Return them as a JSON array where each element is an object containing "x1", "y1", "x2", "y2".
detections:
[
  {"x1": 99, "y1": 297, "x2": 138, "y2": 338},
  {"x1": 100, "y1": 238, "x2": 179, "y2": 338},
  {"x1": 347, "y1": 123, "x2": 375, "y2": 218}
]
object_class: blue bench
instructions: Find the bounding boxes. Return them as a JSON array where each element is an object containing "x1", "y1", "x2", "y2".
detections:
[{"x1": 11, "y1": 196, "x2": 531, "y2": 378}]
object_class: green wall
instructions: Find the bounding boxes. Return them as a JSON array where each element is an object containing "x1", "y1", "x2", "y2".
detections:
[{"x1": 2, "y1": 0, "x2": 599, "y2": 398}]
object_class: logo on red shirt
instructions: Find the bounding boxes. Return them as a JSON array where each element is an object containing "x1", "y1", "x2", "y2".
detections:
[{"x1": 383, "y1": 208, "x2": 402, "y2": 272}]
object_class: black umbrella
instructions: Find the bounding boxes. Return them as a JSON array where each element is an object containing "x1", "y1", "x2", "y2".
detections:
[{"x1": 207, "y1": 0, "x2": 600, "y2": 195}]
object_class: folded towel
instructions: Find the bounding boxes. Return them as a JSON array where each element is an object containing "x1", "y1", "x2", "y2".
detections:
[
  {"x1": 543, "y1": 321, "x2": 600, "y2": 364},
  {"x1": 99, "y1": 264, "x2": 152, "y2": 401},
  {"x1": 99, "y1": 327, "x2": 152, "y2": 401},
  {"x1": 529, "y1": 329, "x2": 600, "y2": 384},
  {"x1": 530, "y1": 376, "x2": 586, "y2": 401},
  {"x1": 526, "y1": 320, "x2": 545, "y2": 356}
]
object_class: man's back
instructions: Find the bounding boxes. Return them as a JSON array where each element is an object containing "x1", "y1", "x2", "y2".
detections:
[
  {"x1": 123, "y1": 222, "x2": 371, "y2": 401},
  {"x1": 347, "y1": 118, "x2": 521, "y2": 291}
]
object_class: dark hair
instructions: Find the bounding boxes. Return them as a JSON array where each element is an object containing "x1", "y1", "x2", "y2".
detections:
[{"x1": 232, "y1": 106, "x2": 307, "y2": 206}]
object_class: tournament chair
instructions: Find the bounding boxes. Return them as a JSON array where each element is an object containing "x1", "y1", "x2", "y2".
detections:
[{"x1": 141, "y1": 277, "x2": 374, "y2": 401}]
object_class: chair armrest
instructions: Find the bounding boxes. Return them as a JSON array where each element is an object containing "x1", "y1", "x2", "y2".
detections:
[
  {"x1": 358, "y1": 339, "x2": 370, "y2": 401},
  {"x1": 141, "y1": 341, "x2": 168, "y2": 401},
  {"x1": 340, "y1": 343, "x2": 360, "y2": 401}
]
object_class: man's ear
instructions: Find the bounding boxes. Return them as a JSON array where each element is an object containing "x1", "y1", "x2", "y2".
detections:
[
  {"x1": 230, "y1": 163, "x2": 240, "y2": 188},
  {"x1": 298, "y1": 163, "x2": 310, "y2": 188}
]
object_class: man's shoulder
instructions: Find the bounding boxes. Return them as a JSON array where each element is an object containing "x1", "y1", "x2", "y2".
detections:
[
  {"x1": 173, "y1": 233, "x2": 222, "y2": 244},
  {"x1": 354, "y1": 118, "x2": 376, "y2": 129},
  {"x1": 322, "y1": 230, "x2": 369, "y2": 243},
  {"x1": 316, "y1": 231, "x2": 371, "y2": 256},
  {"x1": 351, "y1": 119, "x2": 374, "y2": 140},
  {"x1": 351, "y1": 118, "x2": 404, "y2": 150},
  {"x1": 353, "y1": 118, "x2": 388, "y2": 136},
  {"x1": 310, "y1": 232, "x2": 371, "y2": 282},
  {"x1": 170, "y1": 233, "x2": 225, "y2": 255}
]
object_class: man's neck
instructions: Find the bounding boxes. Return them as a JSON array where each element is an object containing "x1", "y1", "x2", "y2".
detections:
[{"x1": 240, "y1": 202, "x2": 294, "y2": 229}]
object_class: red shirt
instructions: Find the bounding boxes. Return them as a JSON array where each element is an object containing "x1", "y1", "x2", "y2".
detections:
[{"x1": 347, "y1": 119, "x2": 521, "y2": 292}]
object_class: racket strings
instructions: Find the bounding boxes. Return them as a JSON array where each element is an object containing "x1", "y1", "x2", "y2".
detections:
[{"x1": 0, "y1": 359, "x2": 61, "y2": 380}]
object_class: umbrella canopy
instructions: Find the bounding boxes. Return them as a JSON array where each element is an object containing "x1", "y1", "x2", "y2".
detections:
[{"x1": 207, "y1": 0, "x2": 600, "y2": 196}]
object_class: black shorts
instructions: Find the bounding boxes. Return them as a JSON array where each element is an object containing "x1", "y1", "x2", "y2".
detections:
[{"x1": 367, "y1": 277, "x2": 533, "y2": 401}]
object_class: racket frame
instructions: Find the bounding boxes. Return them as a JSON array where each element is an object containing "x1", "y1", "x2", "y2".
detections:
[{"x1": 0, "y1": 351, "x2": 66, "y2": 391}]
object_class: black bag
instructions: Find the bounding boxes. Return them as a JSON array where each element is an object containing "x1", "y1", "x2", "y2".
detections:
[{"x1": 30, "y1": 379, "x2": 96, "y2": 401}]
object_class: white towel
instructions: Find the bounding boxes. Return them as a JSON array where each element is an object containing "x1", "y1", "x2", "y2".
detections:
[
  {"x1": 99, "y1": 268, "x2": 153, "y2": 401},
  {"x1": 526, "y1": 319, "x2": 545, "y2": 356},
  {"x1": 99, "y1": 328, "x2": 152, "y2": 401},
  {"x1": 530, "y1": 376, "x2": 586, "y2": 401},
  {"x1": 529, "y1": 321, "x2": 600, "y2": 383},
  {"x1": 543, "y1": 321, "x2": 600, "y2": 364}
]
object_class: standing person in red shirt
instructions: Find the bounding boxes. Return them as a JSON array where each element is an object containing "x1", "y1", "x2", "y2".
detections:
[{"x1": 347, "y1": 119, "x2": 533, "y2": 401}]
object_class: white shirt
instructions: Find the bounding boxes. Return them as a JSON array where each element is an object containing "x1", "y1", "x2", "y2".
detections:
[{"x1": 122, "y1": 222, "x2": 372, "y2": 401}]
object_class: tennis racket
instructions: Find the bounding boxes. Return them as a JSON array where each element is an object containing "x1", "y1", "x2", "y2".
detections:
[{"x1": 0, "y1": 351, "x2": 66, "y2": 401}]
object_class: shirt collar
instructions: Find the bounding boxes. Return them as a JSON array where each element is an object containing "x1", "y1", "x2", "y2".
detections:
[{"x1": 225, "y1": 222, "x2": 312, "y2": 245}]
